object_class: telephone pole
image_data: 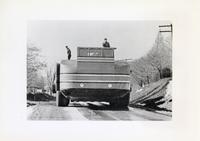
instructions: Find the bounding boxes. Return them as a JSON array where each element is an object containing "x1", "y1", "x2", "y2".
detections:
[
  {"x1": 159, "y1": 24, "x2": 173, "y2": 43},
  {"x1": 156, "y1": 24, "x2": 173, "y2": 79}
]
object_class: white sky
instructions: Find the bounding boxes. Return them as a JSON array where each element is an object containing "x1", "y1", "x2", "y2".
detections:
[{"x1": 27, "y1": 21, "x2": 171, "y2": 67}]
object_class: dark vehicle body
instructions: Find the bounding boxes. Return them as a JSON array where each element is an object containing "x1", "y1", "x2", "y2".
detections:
[{"x1": 55, "y1": 47, "x2": 131, "y2": 107}]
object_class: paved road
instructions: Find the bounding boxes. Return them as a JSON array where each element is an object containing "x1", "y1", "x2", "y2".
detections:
[{"x1": 27, "y1": 101, "x2": 171, "y2": 120}]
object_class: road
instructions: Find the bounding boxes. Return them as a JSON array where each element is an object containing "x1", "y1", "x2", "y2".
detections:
[{"x1": 27, "y1": 101, "x2": 171, "y2": 120}]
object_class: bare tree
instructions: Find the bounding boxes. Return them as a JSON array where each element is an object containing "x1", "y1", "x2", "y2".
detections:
[
  {"x1": 146, "y1": 33, "x2": 172, "y2": 79},
  {"x1": 130, "y1": 57, "x2": 155, "y2": 86},
  {"x1": 129, "y1": 32, "x2": 172, "y2": 86},
  {"x1": 35, "y1": 75, "x2": 46, "y2": 90},
  {"x1": 27, "y1": 44, "x2": 46, "y2": 90},
  {"x1": 46, "y1": 68, "x2": 55, "y2": 95}
]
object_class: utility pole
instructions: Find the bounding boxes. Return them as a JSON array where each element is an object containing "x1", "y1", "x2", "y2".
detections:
[
  {"x1": 156, "y1": 24, "x2": 173, "y2": 79},
  {"x1": 159, "y1": 24, "x2": 173, "y2": 44},
  {"x1": 159, "y1": 24, "x2": 173, "y2": 32}
]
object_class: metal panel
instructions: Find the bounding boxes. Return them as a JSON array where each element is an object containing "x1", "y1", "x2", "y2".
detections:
[
  {"x1": 60, "y1": 82, "x2": 130, "y2": 90},
  {"x1": 60, "y1": 73, "x2": 130, "y2": 81},
  {"x1": 77, "y1": 62, "x2": 115, "y2": 73}
]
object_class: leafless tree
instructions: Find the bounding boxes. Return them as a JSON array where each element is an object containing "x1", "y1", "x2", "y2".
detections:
[
  {"x1": 129, "y1": 32, "x2": 172, "y2": 86},
  {"x1": 146, "y1": 33, "x2": 172, "y2": 79},
  {"x1": 35, "y1": 75, "x2": 46, "y2": 89},
  {"x1": 46, "y1": 68, "x2": 55, "y2": 95},
  {"x1": 130, "y1": 57, "x2": 155, "y2": 86},
  {"x1": 27, "y1": 44, "x2": 46, "y2": 90}
]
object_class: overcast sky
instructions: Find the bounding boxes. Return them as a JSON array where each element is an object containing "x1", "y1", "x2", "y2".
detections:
[{"x1": 27, "y1": 20, "x2": 171, "y2": 67}]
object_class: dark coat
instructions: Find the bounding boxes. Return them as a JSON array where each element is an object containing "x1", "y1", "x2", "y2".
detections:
[{"x1": 103, "y1": 41, "x2": 110, "y2": 47}]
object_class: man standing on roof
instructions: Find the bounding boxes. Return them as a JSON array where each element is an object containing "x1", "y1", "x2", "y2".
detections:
[
  {"x1": 65, "y1": 46, "x2": 71, "y2": 60},
  {"x1": 102, "y1": 38, "x2": 110, "y2": 47}
]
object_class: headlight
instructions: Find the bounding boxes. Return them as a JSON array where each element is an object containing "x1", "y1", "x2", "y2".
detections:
[
  {"x1": 80, "y1": 83, "x2": 84, "y2": 87},
  {"x1": 108, "y1": 84, "x2": 112, "y2": 88}
]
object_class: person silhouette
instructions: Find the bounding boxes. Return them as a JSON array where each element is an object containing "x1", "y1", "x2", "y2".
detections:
[
  {"x1": 65, "y1": 46, "x2": 71, "y2": 60},
  {"x1": 102, "y1": 38, "x2": 110, "y2": 47}
]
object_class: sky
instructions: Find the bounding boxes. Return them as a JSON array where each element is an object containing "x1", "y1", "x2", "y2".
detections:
[{"x1": 27, "y1": 20, "x2": 171, "y2": 67}]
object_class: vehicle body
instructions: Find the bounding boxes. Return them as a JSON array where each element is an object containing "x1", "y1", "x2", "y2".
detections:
[{"x1": 55, "y1": 47, "x2": 131, "y2": 107}]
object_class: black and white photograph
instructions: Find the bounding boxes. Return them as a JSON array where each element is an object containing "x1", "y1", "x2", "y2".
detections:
[
  {"x1": 1, "y1": 0, "x2": 200, "y2": 141},
  {"x1": 27, "y1": 21, "x2": 172, "y2": 120}
]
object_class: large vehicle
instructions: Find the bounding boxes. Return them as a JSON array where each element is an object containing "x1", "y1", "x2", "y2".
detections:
[{"x1": 54, "y1": 47, "x2": 131, "y2": 107}]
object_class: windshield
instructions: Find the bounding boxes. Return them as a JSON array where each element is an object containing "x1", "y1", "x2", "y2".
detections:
[
  {"x1": 89, "y1": 49, "x2": 102, "y2": 56},
  {"x1": 78, "y1": 48, "x2": 114, "y2": 58}
]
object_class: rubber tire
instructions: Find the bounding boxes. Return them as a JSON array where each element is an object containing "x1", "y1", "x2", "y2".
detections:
[
  {"x1": 110, "y1": 93, "x2": 130, "y2": 108},
  {"x1": 56, "y1": 63, "x2": 60, "y2": 91},
  {"x1": 56, "y1": 91, "x2": 70, "y2": 107},
  {"x1": 52, "y1": 84, "x2": 56, "y2": 93}
]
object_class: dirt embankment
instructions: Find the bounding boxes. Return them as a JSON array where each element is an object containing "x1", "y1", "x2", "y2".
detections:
[{"x1": 129, "y1": 78, "x2": 172, "y2": 114}]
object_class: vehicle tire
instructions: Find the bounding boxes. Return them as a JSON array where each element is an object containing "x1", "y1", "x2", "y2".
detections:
[
  {"x1": 56, "y1": 63, "x2": 60, "y2": 91},
  {"x1": 56, "y1": 91, "x2": 70, "y2": 107},
  {"x1": 52, "y1": 84, "x2": 56, "y2": 93},
  {"x1": 110, "y1": 93, "x2": 130, "y2": 108}
]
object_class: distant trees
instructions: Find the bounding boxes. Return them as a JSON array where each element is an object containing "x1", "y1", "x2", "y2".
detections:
[
  {"x1": 129, "y1": 33, "x2": 172, "y2": 87},
  {"x1": 46, "y1": 68, "x2": 55, "y2": 95},
  {"x1": 130, "y1": 57, "x2": 155, "y2": 87},
  {"x1": 27, "y1": 44, "x2": 46, "y2": 91},
  {"x1": 147, "y1": 33, "x2": 172, "y2": 79}
]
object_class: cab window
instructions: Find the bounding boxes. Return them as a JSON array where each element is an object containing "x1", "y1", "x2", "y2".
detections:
[
  {"x1": 78, "y1": 48, "x2": 114, "y2": 58},
  {"x1": 79, "y1": 48, "x2": 89, "y2": 57},
  {"x1": 103, "y1": 49, "x2": 114, "y2": 57},
  {"x1": 89, "y1": 49, "x2": 102, "y2": 57}
]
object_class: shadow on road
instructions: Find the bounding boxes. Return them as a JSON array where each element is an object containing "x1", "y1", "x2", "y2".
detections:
[
  {"x1": 68, "y1": 101, "x2": 129, "y2": 111},
  {"x1": 87, "y1": 103, "x2": 129, "y2": 111},
  {"x1": 29, "y1": 101, "x2": 129, "y2": 111}
]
